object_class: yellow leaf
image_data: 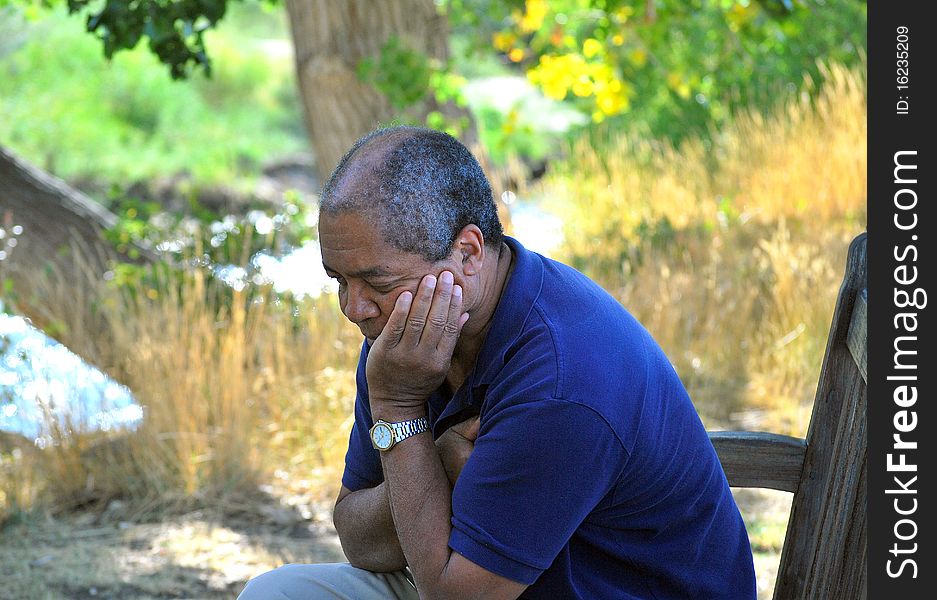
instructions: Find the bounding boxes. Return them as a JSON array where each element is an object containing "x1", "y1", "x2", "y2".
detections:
[
  {"x1": 543, "y1": 82, "x2": 569, "y2": 100},
  {"x1": 583, "y1": 38, "x2": 603, "y2": 59},
  {"x1": 596, "y1": 88, "x2": 629, "y2": 115},
  {"x1": 492, "y1": 32, "x2": 516, "y2": 52},
  {"x1": 572, "y1": 77, "x2": 594, "y2": 97},
  {"x1": 509, "y1": 48, "x2": 525, "y2": 63},
  {"x1": 520, "y1": 0, "x2": 549, "y2": 33}
]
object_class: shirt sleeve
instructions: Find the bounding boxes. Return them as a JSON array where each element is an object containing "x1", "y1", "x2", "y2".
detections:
[
  {"x1": 340, "y1": 340, "x2": 384, "y2": 491},
  {"x1": 448, "y1": 399, "x2": 628, "y2": 585}
]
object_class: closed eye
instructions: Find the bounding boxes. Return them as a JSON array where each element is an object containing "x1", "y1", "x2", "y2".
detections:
[
  {"x1": 323, "y1": 268, "x2": 400, "y2": 294},
  {"x1": 369, "y1": 283, "x2": 397, "y2": 294}
]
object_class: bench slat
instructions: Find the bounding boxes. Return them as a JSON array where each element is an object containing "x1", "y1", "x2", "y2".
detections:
[
  {"x1": 847, "y1": 288, "x2": 867, "y2": 383},
  {"x1": 709, "y1": 431, "x2": 806, "y2": 493},
  {"x1": 774, "y1": 233, "x2": 867, "y2": 600}
]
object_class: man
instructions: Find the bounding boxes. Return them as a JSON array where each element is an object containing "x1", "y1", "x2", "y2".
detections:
[{"x1": 239, "y1": 126, "x2": 756, "y2": 599}]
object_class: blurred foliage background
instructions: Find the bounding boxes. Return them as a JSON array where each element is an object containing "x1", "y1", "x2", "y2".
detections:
[{"x1": 1, "y1": 0, "x2": 865, "y2": 596}]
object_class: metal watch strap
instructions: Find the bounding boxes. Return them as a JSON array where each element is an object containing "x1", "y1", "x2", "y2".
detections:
[{"x1": 390, "y1": 416, "x2": 429, "y2": 445}]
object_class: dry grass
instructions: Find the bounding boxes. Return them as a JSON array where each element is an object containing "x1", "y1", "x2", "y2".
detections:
[
  {"x1": 538, "y1": 61, "x2": 866, "y2": 433},
  {"x1": 2, "y1": 244, "x2": 361, "y2": 523}
]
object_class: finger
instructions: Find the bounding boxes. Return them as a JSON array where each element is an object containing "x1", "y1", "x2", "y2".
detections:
[
  {"x1": 437, "y1": 282, "x2": 466, "y2": 354},
  {"x1": 401, "y1": 274, "x2": 436, "y2": 345},
  {"x1": 422, "y1": 270, "x2": 455, "y2": 346},
  {"x1": 377, "y1": 290, "x2": 412, "y2": 347}
]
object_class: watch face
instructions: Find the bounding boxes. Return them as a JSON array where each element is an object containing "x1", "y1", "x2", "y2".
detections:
[{"x1": 372, "y1": 423, "x2": 394, "y2": 450}]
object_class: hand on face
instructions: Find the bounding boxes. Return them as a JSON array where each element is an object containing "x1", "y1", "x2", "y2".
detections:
[{"x1": 366, "y1": 270, "x2": 470, "y2": 412}]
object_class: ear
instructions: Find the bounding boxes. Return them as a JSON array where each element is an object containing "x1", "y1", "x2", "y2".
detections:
[{"x1": 450, "y1": 225, "x2": 485, "y2": 276}]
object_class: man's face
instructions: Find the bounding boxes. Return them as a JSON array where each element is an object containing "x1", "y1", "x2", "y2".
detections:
[{"x1": 319, "y1": 210, "x2": 447, "y2": 342}]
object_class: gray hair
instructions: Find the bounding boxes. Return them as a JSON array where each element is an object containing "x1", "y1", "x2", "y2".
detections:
[{"x1": 319, "y1": 126, "x2": 504, "y2": 262}]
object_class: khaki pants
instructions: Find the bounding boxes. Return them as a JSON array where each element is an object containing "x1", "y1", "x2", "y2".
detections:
[{"x1": 237, "y1": 563, "x2": 419, "y2": 600}]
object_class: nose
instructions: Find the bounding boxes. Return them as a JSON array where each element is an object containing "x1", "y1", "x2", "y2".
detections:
[{"x1": 341, "y1": 282, "x2": 380, "y2": 324}]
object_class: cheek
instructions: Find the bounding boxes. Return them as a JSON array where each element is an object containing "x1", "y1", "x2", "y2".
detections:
[
  {"x1": 337, "y1": 286, "x2": 348, "y2": 312},
  {"x1": 373, "y1": 286, "x2": 414, "y2": 322},
  {"x1": 375, "y1": 295, "x2": 398, "y2": 320}
]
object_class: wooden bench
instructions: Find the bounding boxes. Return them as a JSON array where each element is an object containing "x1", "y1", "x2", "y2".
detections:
[{"x1": 709, "y1": 233, "x2": 867, "y2": 599}]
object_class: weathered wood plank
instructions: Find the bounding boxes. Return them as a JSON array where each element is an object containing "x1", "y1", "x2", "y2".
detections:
[
  {"x1": 847, "y1": 288, "x2": 867, "y2": 383},
  {"x1": 709, "y1": 432, "x2": 806, "y2": 493},
  {"x1": 774, "y1": 233, "x2": 867, "y2": 600},
  {"x1": 804, "y1": 372, "x2": 866, "y2": 598}
]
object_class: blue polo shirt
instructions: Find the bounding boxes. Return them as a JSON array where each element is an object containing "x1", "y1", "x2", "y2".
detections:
[{"x1": 342, "y1": 237, "x2": 756, "y2": 599}]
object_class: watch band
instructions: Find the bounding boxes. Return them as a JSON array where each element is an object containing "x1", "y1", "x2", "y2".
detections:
[{"x1": 388, "y1": 416, "x2": 429, "y2": 446}]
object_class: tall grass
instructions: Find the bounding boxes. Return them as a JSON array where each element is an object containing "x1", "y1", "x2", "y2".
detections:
[
  {"x1": 538, "y1": 62, "x2": 866, "y2": 432},
  {"x1": 2, "y1": 241, "x2": 361, "y2": 522}
]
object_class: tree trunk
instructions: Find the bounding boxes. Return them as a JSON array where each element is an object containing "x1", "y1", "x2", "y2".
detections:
[{"x1": 284, "y1": 0, "x2": 473, "y2": 181}]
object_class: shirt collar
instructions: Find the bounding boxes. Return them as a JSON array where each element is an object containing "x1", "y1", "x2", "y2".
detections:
[
  {"x1": 469, "y1": 236, "x2": 544, "y2": 388},
  {"x1": 433, "y1": 236, "x2": 545, "y2": 431}
]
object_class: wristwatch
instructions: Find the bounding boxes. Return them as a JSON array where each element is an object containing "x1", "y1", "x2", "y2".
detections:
[{"x1": 370, "y1": 417, "x2": 429, "y2": 452}]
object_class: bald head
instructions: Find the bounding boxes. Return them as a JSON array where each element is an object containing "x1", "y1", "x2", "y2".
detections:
[{"x1": 319, "y1": 126, "x2": 503, "y2": 261}]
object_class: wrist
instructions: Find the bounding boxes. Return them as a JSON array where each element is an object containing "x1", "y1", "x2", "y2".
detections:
[
  {"x1": 368, "y1": 384, "x2": 429, "y2": 420},
  {"x1": 370, "y1": 403, "x2": 428, "y2": 424}
]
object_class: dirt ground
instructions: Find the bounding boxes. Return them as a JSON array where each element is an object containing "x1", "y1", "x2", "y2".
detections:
[
  {"x1": 0, "y1": 502, "x2": 345, "y2": 599},
  {"x1": 0, "y1": 489, "x2": 790, "y2": 600}
]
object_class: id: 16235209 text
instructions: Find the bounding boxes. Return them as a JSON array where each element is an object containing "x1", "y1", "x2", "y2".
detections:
[{"x1": 896, "y1": 26, "x2": 910, "y2": 114}]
